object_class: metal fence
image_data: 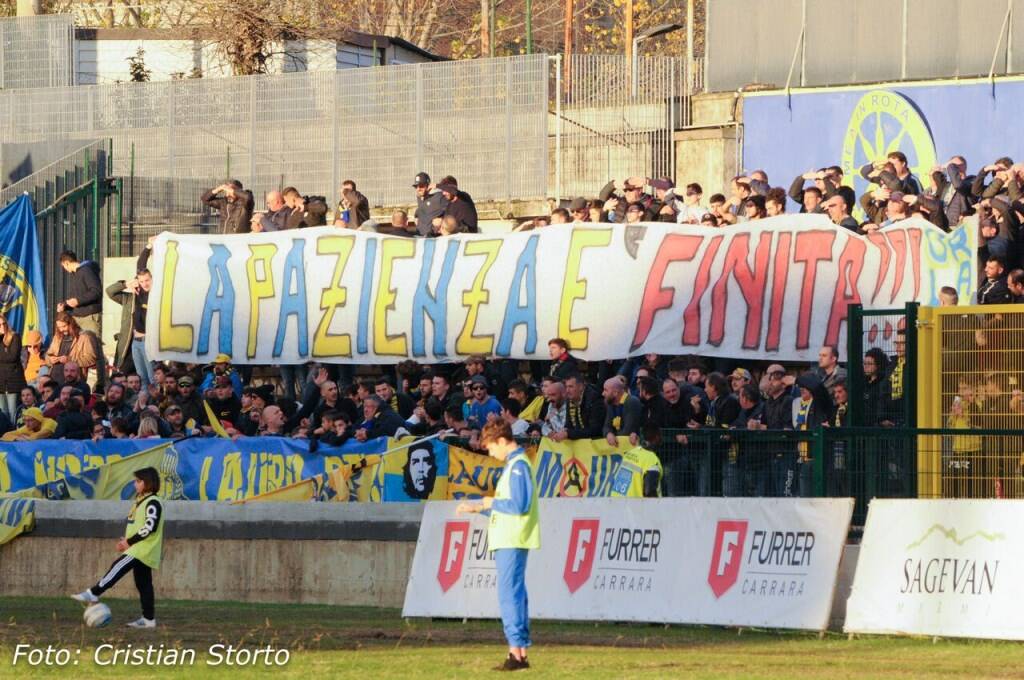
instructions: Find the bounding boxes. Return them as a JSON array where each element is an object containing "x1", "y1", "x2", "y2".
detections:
[
  {"x1": 0, "y1": 14, "x2": 74, "y2": 90},
  {"x1": 0, "y1": 138, "x2": 121, "y2": 325},
  {"x1": 553, "y1": 54, "x2": 692, "y2": 201},
  {"x1": 707, "y1": 0, "x2": 1024, "y2": 91},
  {"x1": 0, "y1": 55, "x2": 549, "y2": 231}
]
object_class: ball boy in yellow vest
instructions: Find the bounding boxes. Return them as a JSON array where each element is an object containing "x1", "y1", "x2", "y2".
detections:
[
  {"x1": 457, "y1": 421, "x2": 539, "y2": 672},
  {"x1": 72, "y1": 467, "x2": 164, "y2": 629}
]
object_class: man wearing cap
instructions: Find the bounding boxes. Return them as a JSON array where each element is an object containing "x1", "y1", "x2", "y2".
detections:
[
  {"x1": 466, "y1": 376, "x2": 502, "y2": 430},
  {"x1": 200, "y1": 354, "x2": 243, "y2": 399},
  {"x1": 205, "y1": 375, "x2": 241, "y2": 434},
  {"x1": 598, "y1": 176, "x2": 654, "y2": 223},
  {"x1": 729, "y1": 368, "x2": 753, "y2": 394},
  {"x1": 163, "y1": 404, "x2": 192, "y2": 439},
  {"x1": 174, "y1": 376, "x2": 205, "y2": 429},
  {"x1": 648, "y1": 177, "x2": 677, "y2": 217},
  {"x1": 412, "y1": 172, "x2": 448, "y2": 237},
  {"x1": 2, "y1": 406, "x2": 56, "y2": 441},
  {"x1": 437, "y1": 180, "x2": 478, "y2": 234},
  {"x1": 568, "y1": 197, "x2": 591, "y2": 223}
]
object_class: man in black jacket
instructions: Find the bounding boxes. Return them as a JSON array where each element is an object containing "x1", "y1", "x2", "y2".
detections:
[
  {"x1": 560, "y1": 374, "x2": 605, "y2": 441},
  {"x1": 282, "y1": 187, "x2": 328, "y2": 229},
  {"x1": 437, "y1": 181, "x2": 478, "y2": 233},
  {"x1": 58, "y1": 250, "x2": 102, "y2": 336},
  {"x1": 354, "y1": 396, "x2": 407, "y2": 441},
  {"x1": 107, "y1": 243, "x2": 153, "y2": 378},
  {"x1": 977, "y1": 257, "x2": 1012, "y2": 305},
  {"x1": 202, "y1": 180, "x2": 254, "y2": 234}
]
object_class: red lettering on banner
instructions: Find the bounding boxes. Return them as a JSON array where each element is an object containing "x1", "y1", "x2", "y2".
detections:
[
  {"x1": 887, "y1": 230, "x2": 908, "y2": 303},
  {"x1": 709, "y1": 232, "x2": 772, "y2": 348},
  {"x1": 630, "y1": 234, "x2": 703, "y2": 351},
  {"x1": 682, "y1": 235, "x2": 723, "y2": 346},
  {"x1": 825, "y1": 235, "x2": 865, "y2": 347},
  {"x1": 907, "y1": 228, "x2": 923, "y2": 300},
  {"x1": 793, "y1": 231, "x2": 836, "y2": 351},
  {"x1": 866, "y1": 232, "x2": 890, "y2": 304},
  {"x1": 765, "y1": 231, "x2": 792, "y2": 352}
]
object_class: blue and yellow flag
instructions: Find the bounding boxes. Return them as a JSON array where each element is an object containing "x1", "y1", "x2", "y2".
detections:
[{"x1": 0, "y1": 194, "x2": 48, "y2": 341}]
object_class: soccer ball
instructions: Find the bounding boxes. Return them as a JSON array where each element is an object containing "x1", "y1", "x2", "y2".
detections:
[{"x1": 84, "y1": 603, "x2": 112, "y2": 628}]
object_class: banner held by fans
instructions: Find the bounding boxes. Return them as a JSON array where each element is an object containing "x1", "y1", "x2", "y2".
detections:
[{"x1": 147, "y1": 216, "x2": 974, "y2": 364}]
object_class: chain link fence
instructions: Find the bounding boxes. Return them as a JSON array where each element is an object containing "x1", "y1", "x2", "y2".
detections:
[
  {"x1": 0, "y1": 54, "x2": 550, "y2": 232},
  {"x1": 0, "y1": 14, "x2": 74, "y2": 90},
  {"x1": 553, "y1": 54, "x2": 692, "y2": 201}
]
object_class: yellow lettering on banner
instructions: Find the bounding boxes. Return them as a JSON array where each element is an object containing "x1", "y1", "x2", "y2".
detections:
[
  {"x1": 264, "y1": 453, "x2": 284, "y2": 493},
  {"x1": 159, "y1": 241, "x2": 195, "y2": 352},
  {"x1": 374, "y1": 238, "x2": 415, "y2": 356},
  {"x1": 457, "y1": 240, "x2": 502, "y2": 355},
  {"x1": 199, "y1": 456, "x2": 213, "y2": 501},
  {"x1": 247, "y1": 453, "x2": 260, "y2": 498},
  {"x1": 246, "y1": 244, "x2": 279, "y2": 359},
  {"x1": 287, "y1": 454, "x2": 304, "y2": 486},
  {"x1": 559, "y1": 228, "x2": 612, "y2": 350},
  {"x1": 217, "y1": 453, "x2": 244, "y2": 502},
  {"x1": 0, "y1": 452, "x2": 10, "y2": 492},
  {"x1": 313, "y1": 235, "x2": 355, "y2": 357}
]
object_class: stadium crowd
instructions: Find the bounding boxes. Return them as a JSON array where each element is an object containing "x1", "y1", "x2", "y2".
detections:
[{"x1": 1, "y1": 152, "x2": 1020, "y2": 497}]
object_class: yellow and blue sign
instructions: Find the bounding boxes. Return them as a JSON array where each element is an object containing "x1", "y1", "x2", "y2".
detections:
[{"x1": 0, "y1": 194, "x2": 48, "y2": 340}]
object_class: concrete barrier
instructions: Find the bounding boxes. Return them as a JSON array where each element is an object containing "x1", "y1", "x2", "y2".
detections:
[{"x1": 1, "y1": 501, "x2": 423, "y2": 608}]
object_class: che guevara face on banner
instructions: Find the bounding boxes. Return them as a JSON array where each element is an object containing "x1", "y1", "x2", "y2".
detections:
[{"x1": 402, "y1": 441, "x2": 438, "y2": 500}]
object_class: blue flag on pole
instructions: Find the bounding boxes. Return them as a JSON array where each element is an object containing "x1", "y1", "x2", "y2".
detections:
[{"x1": 0, "y1": 194, "x2": 48, "y2": 341}]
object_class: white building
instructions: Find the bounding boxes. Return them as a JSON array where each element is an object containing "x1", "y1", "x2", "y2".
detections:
[{"x1": 74, "y1": 28, "x2": 443, "y2": 85}]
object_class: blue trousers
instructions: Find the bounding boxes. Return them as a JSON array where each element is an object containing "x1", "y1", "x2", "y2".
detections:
[
  {"x1": 132, "y1": 338, "x2": 155, "y2": 388},
  {"x1": 495, "y1": 548, "x2": 530, "y2": 649}
]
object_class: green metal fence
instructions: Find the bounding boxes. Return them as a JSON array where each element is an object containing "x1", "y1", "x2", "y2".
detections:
[{"x1": 847, "y1": 302, "x2": 918, "y2": 427}]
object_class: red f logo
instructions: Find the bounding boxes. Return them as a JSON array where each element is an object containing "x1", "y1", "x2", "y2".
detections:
[
  {"x1": 708, "y1": 520, "x2": 748, "y2": 598},
  {"x1": 563, "y1": 519, "x2": 600, "y2": 594},
  {"x1": 437, "y1": 521, "x2": 470, "y2": 593}
]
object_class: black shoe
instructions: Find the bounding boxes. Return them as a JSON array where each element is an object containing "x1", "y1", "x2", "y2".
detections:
[{"x1": 494, "y1": 654, "x2": 530, "y2": 671}]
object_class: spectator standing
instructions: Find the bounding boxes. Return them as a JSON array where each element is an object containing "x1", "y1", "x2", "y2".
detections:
[
  {"x1": 337, "y1": 180, "x2": 370, "y2": 228},
  {"x1": 45, "y1": 313, "x2": 96, "y2": 386},
  {"x1": 202, "y1": 180, "x2": 254, "y2": 234},
  {"x1": 23, "y1": 329, "x2": 45, "y2": 385},
  {"x1": 977, "y1": 257, "x2": 1012, "y2": 305},
  {"x1": 283, "y1": 187, "x2": 328, "y2": 229},
  {"x1": 598, "y1": 176, "x2": 653, "y2": 222},
  {"x1": 437, "y1": 181, "x2": 478, "y2": 234},
  {"x1": 823, "y1": 195, "x2": 859, "y2": 231},
  {"x1": 57, "y1": 250, "x2": 102, "y2": 336},
  {"x1": 547, "y1": 338, "x2": 577, "y2": 380},
  {"x1": 252, "y1": 191, "x2": 289, "y2": 232},
  {"x1": 107, "y1": 244, "x2": 153, "y2": 385},
  {"x1": 466, "y1": 376, "x2": 502, "y2": 429},
  {"x1": 814, "y1": 345, "x2": 847, "y2": 394},
  {"x1": 675, "y1": 183, "x2": 706, "y2": 224},
  {"x1": 0, "y1": 314, "x2": 25, "y2": 422},
  {"x1": 602, "y1": 378, "x2": 642, "y2": 447},
  {"x1": 412, "y1": 172, "x2": 448, "y2": 236}
]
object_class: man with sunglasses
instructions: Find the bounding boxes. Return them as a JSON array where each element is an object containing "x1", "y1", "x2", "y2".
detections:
[
  {"x1": 598, "y1": 175, "x2": 654, "y2": 223},
  {"x1": 466, "y1": 376, "x2": 502, "y2": 430},
  {"x1": 412, "y1": 172, "x2": 447, "y2": 236}
]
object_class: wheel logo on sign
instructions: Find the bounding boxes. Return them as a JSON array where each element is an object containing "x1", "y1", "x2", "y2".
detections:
[
  {"x1": 563, "y1": 518, "x2": 600, "y2": 594},
  {"x1": 437, "y1": 521, "x2": 470, "y2": 593},
  {"x1": 708, "y1": 519, "x2": 748, "y2": 598},
  {"x1": 840, "y1": 89, "x2": 937, "y2": 222}
]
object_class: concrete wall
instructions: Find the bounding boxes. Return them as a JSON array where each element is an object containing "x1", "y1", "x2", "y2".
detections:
[
  {"x1": 674, "y1": 126, "x2": 741, "y2": 200},
  {"x1": 1, "y1": 500, "x2": 422, "y2": 608}
]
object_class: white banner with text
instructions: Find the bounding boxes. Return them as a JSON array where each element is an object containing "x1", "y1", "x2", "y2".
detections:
[
  {"x1": 403, "y1": 497, "x2": 853, "y2": 630},
  {"x1": 146, "y1": 216, "x2": 974, "y2": 364},
  {"x1": 845, "y1": 499, "x2": 1024, "y2": 640}
]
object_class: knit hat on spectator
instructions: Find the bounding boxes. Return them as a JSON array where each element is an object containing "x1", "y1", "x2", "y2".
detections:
[
  {"x1": 469, "y1": 375, "x2": 489, "y2": 388},
  {"x1": 569, "y1": 197, "x2": 589, "y2": 212},
  {"x1": 650, "y1": 177, "x2": 675, "y2": 191},
  {"x1": 436, "y1": 182, "x2": 458, "y2": 195},
  {"x1": 412, "y1": 172, "x2": 430, "y2": 187},
  {"x1": 24, "y1": 329, "x2": 43, "y2": 346},
  {"x1": 254, "y1": 384, "x2": 276, "y2": 405},
  {"x1": 730, "y1": 368, "x2": 752, "y2": 382},
  {"x1": 213, "y1": 353, "x2": 232, "y2": 365}
]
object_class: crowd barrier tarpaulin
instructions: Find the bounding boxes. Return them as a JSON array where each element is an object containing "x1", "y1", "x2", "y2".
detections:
[
  {"x1": 0, "y1": 436, "x2": 389, "y2": 500},
  {"x1": 0, "y1": 193, "x2": 49, "y2": 340},
  {"x1": 146, "y1": 217, "x2": 974, "y2": 365},
  {"x1": 403, "y1": 497, "x2": 853, "y2": 630},
  {"x1": 0, "y1": 496, "x2": 35, "y2": 546},
  {"x1": 845, "y1": 499, "x2": 1024, "y2": 640}
]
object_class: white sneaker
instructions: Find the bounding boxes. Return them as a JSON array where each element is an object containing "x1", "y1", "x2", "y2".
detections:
[
  {"x1": 126, "y1": 617, "x2": 156, "y2": 629},
  {"x1": 71, "y1": 590, "x2": 99, "y2": 605}
]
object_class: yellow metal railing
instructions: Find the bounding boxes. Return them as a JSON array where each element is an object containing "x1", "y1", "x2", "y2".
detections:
[{"x1": 918, "y1": 304, "x2": 1024, "y2": 499}]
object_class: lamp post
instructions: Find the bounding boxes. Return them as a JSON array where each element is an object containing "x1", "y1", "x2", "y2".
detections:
[{"x1": 631, "y1": 22, "x2": 684, "y2": 97}]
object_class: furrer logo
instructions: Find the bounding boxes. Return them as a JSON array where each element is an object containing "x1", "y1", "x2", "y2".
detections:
[
  {"x1": 563, "y1": 519, "x2": 600, "y2": 593},
  {"x1": 437, "y1": 521, "x2": 470, "y2": 593},
  {"x1": 708, "y1": 520, "x2": 748, "y2": 598}
]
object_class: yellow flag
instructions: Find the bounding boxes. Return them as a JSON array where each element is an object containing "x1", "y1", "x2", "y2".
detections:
[
  {"x1": 0, "y1": 497, "x2": 35, "y2": 546},
  {"x1": 204, "y1": 400, "x2": 231, "y2": 439},
  {"x1": 233, "y1": 477, "x2": 317, "y2": 504}
]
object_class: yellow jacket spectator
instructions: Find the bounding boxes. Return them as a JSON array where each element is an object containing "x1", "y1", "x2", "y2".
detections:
[{"x1": 2, "y1": 406, "x2": 56, "y2": 441}]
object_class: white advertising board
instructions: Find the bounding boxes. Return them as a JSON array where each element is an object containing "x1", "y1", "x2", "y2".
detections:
[
  {"x1": 403, "y1": 497, "x2": 852, "y2": 631},
  {"x1": 846, "y1": 499, "x2": 1024, "y2": 640}
]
